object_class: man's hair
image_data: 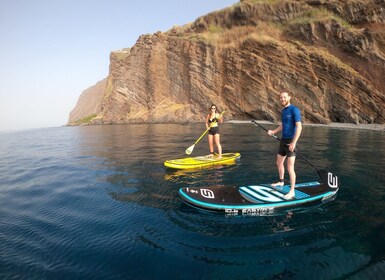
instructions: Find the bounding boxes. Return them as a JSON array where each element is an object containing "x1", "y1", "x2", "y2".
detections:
[{"x1": 280, "y1": 91, "x2": 291, "y2": 97}]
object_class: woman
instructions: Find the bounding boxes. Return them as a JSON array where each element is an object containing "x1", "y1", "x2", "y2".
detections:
[{"x1": 205, "y1": 104, "x2": 223, "y2": 159}]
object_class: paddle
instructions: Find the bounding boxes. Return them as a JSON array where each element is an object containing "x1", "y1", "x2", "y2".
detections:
[
  {"x1": 185, "y1": 110, "x2": 226, "y2": 155},
  {"x1": 251, "y1": 120, "x2": 339, "y2": 189}
]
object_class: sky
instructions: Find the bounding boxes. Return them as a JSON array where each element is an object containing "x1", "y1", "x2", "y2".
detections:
[{"x1": 0, "y1": 0, "x2": 238, "y2": 132}]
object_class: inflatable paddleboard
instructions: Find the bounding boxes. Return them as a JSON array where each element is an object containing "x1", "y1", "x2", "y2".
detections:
[
  {"x1": 164, "y1": 152, "x2": 241, "y2": 169},
  {"x1": 179, "y1": 171, "x2": 339, "y2": 215}
]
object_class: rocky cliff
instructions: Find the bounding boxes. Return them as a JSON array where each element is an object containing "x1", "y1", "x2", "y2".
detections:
[
  {"x1": 68, "y1": 79, "x2": 106, "y2": 124},
  {"x1": 68, "y1": 0, "x2": 385, "y2": 125}
]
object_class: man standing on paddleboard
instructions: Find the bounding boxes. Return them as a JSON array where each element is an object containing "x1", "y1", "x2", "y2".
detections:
[{"x1": 267, "y1": 91, "x2": 302, "y2": 200}]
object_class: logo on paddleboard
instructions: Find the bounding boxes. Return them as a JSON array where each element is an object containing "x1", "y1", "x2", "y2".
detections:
[
  {"x1": 328, "y1": 172, "x2": 338, "y2": 188},
  {"x1": 200, "y1": 189, "x2": 215, "y2": 199},
  {"x1": 225, "y1": 207, "x2": 274, "y2": 216}
]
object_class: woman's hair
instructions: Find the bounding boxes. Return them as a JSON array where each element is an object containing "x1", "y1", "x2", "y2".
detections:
[{"x1": 210, "y1": 104, "x2": 217, "y2": 112}]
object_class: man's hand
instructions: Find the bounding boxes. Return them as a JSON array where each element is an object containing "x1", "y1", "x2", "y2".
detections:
[{"x1": 288, "y1": 142, "x2": 296, "y2": 152}]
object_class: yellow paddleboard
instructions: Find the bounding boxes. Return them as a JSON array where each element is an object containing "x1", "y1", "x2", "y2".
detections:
[{"x1": 164, "y1": 152, "x2": 241, "y2": 169}]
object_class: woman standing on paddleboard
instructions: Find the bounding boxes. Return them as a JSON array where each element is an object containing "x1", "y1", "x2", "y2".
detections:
[{"x1": 206, "y1": 105, "x2": 223, "y2": 159}]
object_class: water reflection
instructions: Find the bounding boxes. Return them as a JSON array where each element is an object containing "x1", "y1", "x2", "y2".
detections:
[
  {"x1": 164, "y1": 164, "x2": 228, "y2": 184},
  {"x1": 73, "y1": 126, "x2": 384, "y2": 232},
  {"x1": 63, "y1": 125, "x2": 385, "y2": 278},
  {"x1": 70, "y1": 124, "x2": 352, "y2": 212},
  {"x1": 2, "y1": 124, "x2": 384, "y2": 279}
]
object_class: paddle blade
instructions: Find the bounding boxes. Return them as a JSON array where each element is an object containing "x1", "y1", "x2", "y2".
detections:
[
  {"x1": 185, "y1": 144, "x2": 195, "y2": 155},
  {"x1": 318, "y1": 170, "x2": 340, "y2": 190}
]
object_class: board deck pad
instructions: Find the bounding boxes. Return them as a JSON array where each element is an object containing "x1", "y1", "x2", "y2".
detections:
[
  {"x1": 179, "y1": 171, "x2": 339, "y2": 215},
  {"x1": 164, "y1": 152, "x2": 241, "y2": 169}
]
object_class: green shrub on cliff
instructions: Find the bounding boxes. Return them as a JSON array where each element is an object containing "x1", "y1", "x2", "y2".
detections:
[
  {"x1": 290, "y1": 8, "x2": 351, "y2": 28},
  {"x1": 75, "y1": 114, "x2": 97, "y2": 125},
  {"x1": 208, "y1": 24, "x2": 223, "y2": 34}
]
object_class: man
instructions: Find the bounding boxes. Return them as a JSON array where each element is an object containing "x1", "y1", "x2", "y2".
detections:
[{"x1": 267, "y1": 91, "x2": 302, "y2": 200}]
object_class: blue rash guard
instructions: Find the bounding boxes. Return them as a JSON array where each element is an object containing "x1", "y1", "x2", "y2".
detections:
[{"x1": 281, "y1": 104, "x2": 301, "y2": 139}]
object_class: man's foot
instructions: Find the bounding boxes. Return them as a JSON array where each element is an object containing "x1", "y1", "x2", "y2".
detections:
[
  {"x1": 207, "y1": 153, "x2": 214, "y2": 158},
  {"x1": 271, "y1": 181, "x2": 284, "y2": 187},
  {"x1": 283, "y1": 191, "x2": 295, "y2": 200}
]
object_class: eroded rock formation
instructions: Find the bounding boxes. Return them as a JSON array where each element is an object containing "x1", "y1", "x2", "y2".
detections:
[{"x1": 68, "y1": 0, "x2": 385, "y2": 125}]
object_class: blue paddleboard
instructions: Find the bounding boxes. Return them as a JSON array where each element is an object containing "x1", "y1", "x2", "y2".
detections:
[{"x1": 179, "y1": 171, "x2": 339, "y2": 215}]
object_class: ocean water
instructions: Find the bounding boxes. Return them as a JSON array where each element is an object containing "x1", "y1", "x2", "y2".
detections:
[{"x1": 0, "y1": 123, "x2": 384, "y2": 279}]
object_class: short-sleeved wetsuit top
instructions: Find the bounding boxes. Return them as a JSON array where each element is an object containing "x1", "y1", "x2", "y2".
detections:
[
  {"x1": 277, "y1": 104, "x2": 301, "y2": 157},
  {"x1": 281, "y1": 104, "x2": 301, "y2": 139}
]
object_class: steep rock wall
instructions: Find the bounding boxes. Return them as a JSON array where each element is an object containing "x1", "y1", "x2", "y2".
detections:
[
  {"x1": 68, "y1": 79, "x2": 106, "y2": 124},
  {"x1": 68, "y1": 0, "x2": 385, "y2": 125}
]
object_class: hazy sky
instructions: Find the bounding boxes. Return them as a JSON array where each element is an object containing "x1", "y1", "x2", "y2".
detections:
[{"x1": 0, "y1": 0, "x2": 237, "y2": 132}]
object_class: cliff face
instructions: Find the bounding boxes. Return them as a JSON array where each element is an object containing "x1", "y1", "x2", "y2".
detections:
[
  {"x1": 68, "y1": 0, "x2": 385, "y2": 125},
  {"x1": 68, "y1": 79, "x2": 106, "y2": 125}
]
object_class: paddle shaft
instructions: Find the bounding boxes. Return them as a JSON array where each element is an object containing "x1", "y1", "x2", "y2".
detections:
[
  {"x1": 193, "y1": 127, "x2": 210, "y2": 145},
  {"x1": 252, "y1": 120, "x2": 321, "y2": 175}
]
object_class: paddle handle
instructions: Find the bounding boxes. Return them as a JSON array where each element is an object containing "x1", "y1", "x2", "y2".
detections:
[
  {"x1": 252, "y1": 120, "x2": 320, "y2": 175},
  {"x1": 252, "y1": 120, "x2": 284, "y2": 144}
]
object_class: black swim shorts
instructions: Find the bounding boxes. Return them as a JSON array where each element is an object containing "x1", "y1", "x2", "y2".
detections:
[
  {"x1": 208, "y1": 126, "x2": 220, "y2": 135},
  {"x1": 277, "y1": 138, "x2": 297, "y2": 157}
]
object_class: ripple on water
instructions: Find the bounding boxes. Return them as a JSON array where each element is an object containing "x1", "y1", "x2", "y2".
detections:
[{"x1": 0, "y1": 125, "x2": 384, "y2": 279}]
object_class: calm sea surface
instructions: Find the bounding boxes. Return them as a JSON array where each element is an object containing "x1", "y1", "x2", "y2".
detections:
[{"x1": 0, "y1": 123, "x2": 384, "y2": 279}]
